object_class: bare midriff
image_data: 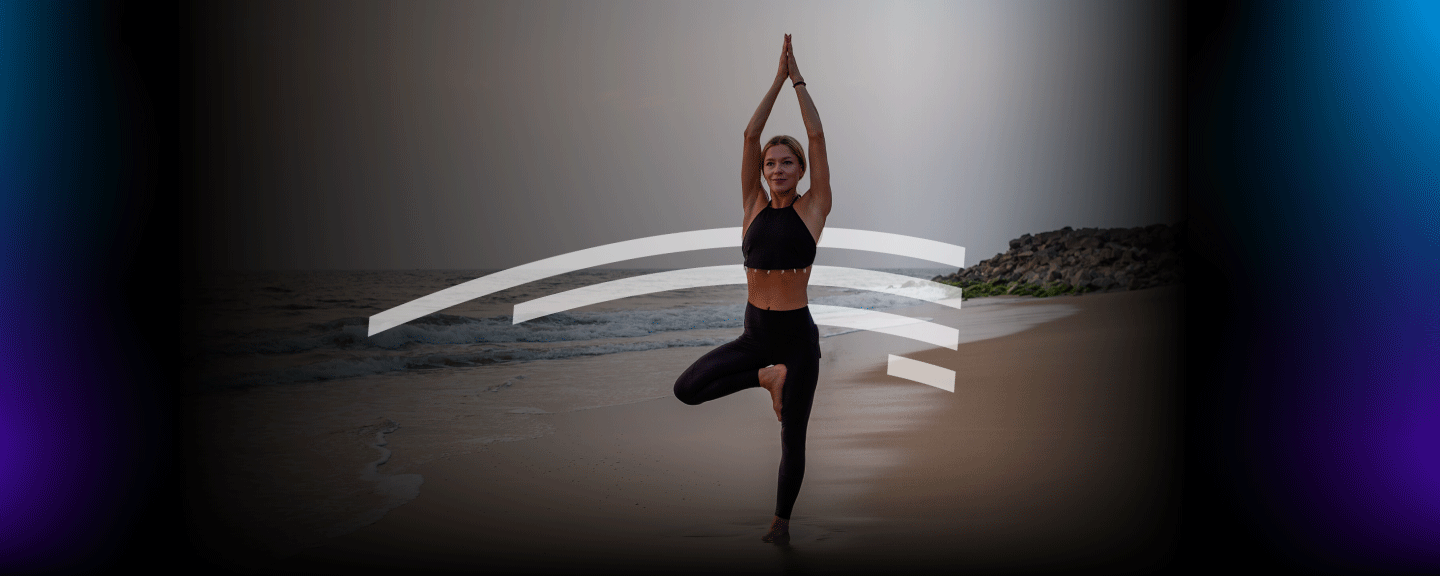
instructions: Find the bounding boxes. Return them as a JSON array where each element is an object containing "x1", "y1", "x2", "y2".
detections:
[{"x1": 745, "y1": 266, "x2": 811, "y2": 311}]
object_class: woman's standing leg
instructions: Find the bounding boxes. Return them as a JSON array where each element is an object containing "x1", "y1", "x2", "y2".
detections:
[{"x1": 773, "y1": 345, "x2": 820, "y2": 520}]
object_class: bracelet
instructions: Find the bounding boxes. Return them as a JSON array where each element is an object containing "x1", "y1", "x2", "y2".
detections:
[{"x1": 793, "y1": 81, "x2": 806, "y2": 88}]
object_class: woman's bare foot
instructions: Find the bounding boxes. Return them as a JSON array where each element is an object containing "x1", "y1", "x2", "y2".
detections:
[
  {"x1": 758, "y1": 364, "x2": 787, "y2": 422},
  {"x1": 761, "y1": 515, "x2": 790, "y2": 544}
]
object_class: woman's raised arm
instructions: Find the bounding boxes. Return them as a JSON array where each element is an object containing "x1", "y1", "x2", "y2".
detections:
[
  {"x1": 787, "y1": 38, "x2": 830, "y2": 219},
  {"x1": 742, "y1": 35, "x2": 792, "y2": 213}
]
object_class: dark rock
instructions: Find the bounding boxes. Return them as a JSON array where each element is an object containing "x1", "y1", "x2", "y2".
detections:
[{"x1": 942, "y1": 222, "x2": 1185, "y2": 297}]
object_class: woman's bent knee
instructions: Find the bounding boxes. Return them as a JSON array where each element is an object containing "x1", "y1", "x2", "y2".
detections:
[{"x1": 673, "y1": 379, "x2": 703, "y2": 405}]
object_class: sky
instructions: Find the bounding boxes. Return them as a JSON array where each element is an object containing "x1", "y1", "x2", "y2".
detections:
[{"x1": 190, "y1": 0, "x2": 1178, "y2": 271}]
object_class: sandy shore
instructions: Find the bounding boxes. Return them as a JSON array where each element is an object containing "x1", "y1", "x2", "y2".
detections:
[{"x1": 189, "y1": 286, "x2": 1181, "y2": 574}]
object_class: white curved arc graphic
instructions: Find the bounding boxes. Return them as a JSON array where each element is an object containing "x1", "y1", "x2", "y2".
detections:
[
  {"x1": 817, "y1": 229, "x2": 966, "y2": 269},
  {"x1": 367, "y1": 228, "x2": 736, "y2": 336},
  {"x1": 807, "y1": 305, "x2": 958, "y2": 350},
  {"x1": 368, "y1": 228, "x2": 966, "y2": 336},
  {"x1": 887, "y1": 355, "x2": 956, "y2": 392},
  {"x1": 511, "y1": 265, "x2": 964, "y2": 324}
]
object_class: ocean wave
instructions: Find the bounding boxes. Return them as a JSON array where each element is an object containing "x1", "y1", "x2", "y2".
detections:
[
  {"x1": 810, "y1": 289, "x2": 941, "y2": 311},
  {"x1": 201, "y1": 306, "x2": 752, "y2": 357},
  {"x1": 204, "y1": 337, "x2": 732, "y2": 389}
]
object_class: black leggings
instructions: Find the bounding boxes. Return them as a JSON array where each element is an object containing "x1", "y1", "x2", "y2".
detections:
[{"x1": 673, "y1": 302, "x2": 822, "y2": 520}]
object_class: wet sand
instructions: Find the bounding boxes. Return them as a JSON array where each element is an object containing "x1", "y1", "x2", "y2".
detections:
[{"x1": 193, "y1": 286, "x2": 1181, "y2": 574}]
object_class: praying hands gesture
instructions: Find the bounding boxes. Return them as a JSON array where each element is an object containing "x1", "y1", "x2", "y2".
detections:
[{"x1": 784, "y1": 35, "x2": 805, "y2": 86}]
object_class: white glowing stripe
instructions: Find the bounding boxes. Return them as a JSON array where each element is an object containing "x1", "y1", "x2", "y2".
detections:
[
  {"x1": 367, "y1": 228, "x2": 739, "y2": 336},
  {"x1": 808, "y1": 305, "x2": 959, "y2": 350},
  {"x1": 512, "y1": 265, "x2": 965, "y2": 324},
  {"x1": 809, "y1": 267, "x2": 964, "y2": 310},
  {"x1": 512, "y1": 264, "x2": 743, "y2": 324},
  {"x1": 513, "y1": 265, "x2": 742, "y2": 324},
  {"x1": 817, "y1": 229, "x2": 966, "y2": 269},
  {"x1": 368, "y1": 228, "x2": 967, "y2": 336},
  {"x1": 887, "y1": 355, "x2": 956, "y2": 392}
]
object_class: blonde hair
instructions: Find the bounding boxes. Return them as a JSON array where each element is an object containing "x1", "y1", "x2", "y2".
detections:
[{"x1": 761, "y1": 135, "x2": 806, "y2": 173}]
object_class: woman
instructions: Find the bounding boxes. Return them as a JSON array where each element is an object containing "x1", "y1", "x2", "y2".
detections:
[{"x1": 673, "y1": 34, "x2": 830, "y2": 545}]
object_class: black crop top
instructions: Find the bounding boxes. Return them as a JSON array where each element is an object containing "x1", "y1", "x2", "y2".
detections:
[{"x1": 742, "y1": 200, "x2": 817, "y2": 270}]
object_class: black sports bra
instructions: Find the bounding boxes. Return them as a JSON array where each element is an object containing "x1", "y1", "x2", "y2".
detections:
[{"x1": 743, "y1": 199, "x2": 817, "y2": 270}]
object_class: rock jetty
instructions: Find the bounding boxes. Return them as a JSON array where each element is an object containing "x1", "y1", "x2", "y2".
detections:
[{"x1": 931, "y1": 223, "x2": 1184, "y2": 298}]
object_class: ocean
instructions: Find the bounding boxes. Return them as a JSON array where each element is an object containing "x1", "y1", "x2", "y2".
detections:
[{"x1": 181, "y1": 267, "x2": 960, "y2": 392}]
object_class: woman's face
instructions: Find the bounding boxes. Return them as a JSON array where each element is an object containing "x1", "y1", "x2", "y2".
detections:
[{"x1": 763, "y1": 145, "x2": 803, "y2": 195}]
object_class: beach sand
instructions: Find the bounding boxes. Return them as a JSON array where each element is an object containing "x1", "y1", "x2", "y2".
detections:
[{"x1": 187, "y1": 286, "x2": 1181, "y2": 574}]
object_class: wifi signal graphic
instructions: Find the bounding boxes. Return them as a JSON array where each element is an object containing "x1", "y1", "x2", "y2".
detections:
[{"x1": 368, "y1": 228, "x2": 965, "y2": 392}]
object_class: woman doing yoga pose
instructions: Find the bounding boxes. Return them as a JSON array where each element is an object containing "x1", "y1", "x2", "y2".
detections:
[{"x1": 673, "y1": 34, "x2": 831, "y2": 546}]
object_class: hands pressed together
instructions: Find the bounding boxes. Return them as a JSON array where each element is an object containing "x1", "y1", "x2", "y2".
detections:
[{"x1": 775, "y1": 34, "x2": 805, "y2": 86}]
